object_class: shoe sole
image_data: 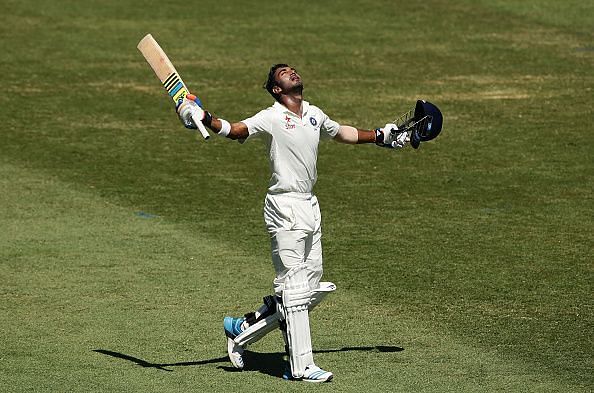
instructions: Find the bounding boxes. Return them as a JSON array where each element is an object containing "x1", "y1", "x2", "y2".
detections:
[
  {"x1": 283, "y1": 372, "x2": 333, "y2": 383},
  {"x1": 303, "y1": 374, "x2": 333, "y2": 383}
]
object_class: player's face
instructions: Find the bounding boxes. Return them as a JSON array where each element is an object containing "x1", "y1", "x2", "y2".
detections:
[{"x1": 274, "y1": 66, "x2": 303, "y2": 92}]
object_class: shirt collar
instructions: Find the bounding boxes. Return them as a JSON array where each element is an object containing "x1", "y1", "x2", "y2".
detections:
[{"x1": 272, "y1": 100, "x2": 310, "y2": 117}]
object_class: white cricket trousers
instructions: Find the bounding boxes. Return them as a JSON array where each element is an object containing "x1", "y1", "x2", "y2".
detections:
[{"x1": 263, "y1": 192, "x2": 323, "y2": 296}]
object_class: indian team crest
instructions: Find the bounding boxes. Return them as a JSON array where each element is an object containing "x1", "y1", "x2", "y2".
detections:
[{"x1": 309, "y1": 117, "x2": 317, "y2": 126}]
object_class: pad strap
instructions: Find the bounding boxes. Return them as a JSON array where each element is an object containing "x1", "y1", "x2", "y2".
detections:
[{"x1": 244, "y1": 295, "x2": 277, "y2": 326}]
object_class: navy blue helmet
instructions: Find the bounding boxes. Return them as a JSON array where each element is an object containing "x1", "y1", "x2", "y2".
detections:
[{"x1": 410, "y1": 100, "x2": 443, "y2": 149}]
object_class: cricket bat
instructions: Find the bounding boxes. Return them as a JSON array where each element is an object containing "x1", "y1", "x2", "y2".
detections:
[{"x1": 137, "y1": 33, "x2": 210, "y2": 140}]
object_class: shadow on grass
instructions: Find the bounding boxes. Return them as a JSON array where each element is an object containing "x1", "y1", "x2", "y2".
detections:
[{"x1": 93, "y1": 345, "x2": 403, "y2": 378}]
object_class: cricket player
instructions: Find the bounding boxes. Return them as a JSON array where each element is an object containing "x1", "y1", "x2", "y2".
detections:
[{"x1": 178, "y1": 64, "x2": 409, "y2": 382}]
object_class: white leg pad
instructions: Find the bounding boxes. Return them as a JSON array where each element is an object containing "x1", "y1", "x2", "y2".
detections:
[
  {"x1": 281, "y1": 265, "x2": 313, "y2": 378},
  {"x1": 234, "y1": 313, "x2": 279, "y2": 347},
  {"x1": 310, "y1": 281, "x2": 336, "y2": 309},
  {"x1": 233, "y1": 282, "x2": 336, "y2": 348}
]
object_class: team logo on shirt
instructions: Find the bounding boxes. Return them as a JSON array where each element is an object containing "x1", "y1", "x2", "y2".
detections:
[
  {"x1": 309, "y1": 117, "x2": 317, "y2": 126},
  {"x1": 284, "y1": 115, "x2": 296, "y2": 130}
]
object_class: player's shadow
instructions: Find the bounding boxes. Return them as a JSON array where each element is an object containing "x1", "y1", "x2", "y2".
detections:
[{"x1": 93, "y1": 345, "x2": 403, "y2": 378}]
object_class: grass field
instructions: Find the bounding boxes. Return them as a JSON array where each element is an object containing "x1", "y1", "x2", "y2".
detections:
[{"x1": 1, "y1": 0, "x2": 592, "y2": 391}]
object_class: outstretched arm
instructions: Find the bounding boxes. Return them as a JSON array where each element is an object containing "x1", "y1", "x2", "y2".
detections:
[
  {"x1": 334, "y1": 125, "x2": 409, "y2": 148},
  {"x1": 334, "y1": 126, "x2": 376, "y2": 144}
]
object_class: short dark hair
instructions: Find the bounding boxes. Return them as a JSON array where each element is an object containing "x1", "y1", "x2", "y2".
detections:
[{"x1": 263, "y1": 63, "x2": 289, "y2": 102}]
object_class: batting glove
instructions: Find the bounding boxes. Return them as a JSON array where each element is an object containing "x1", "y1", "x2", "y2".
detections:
[
  {"x1": 177, "y1": 94, "x2": 209, "y2": 130},
  {"x1": 375, "y1": 123, "x2": 410, "y2": 149}
]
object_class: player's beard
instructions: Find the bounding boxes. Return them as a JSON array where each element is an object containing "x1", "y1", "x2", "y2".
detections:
[{"x1": 288, "y1": 81, "x2": 304, "y2": 95}]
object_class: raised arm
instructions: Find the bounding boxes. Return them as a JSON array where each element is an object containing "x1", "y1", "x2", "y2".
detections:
[
  {"x1": 177, "y1": 94, "x2": 249, "y2": 140},
  {"x1": 204, "y1": 115, "x2": 249, "y2": 140}
]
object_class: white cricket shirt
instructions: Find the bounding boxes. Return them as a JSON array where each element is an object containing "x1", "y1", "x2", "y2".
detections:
[{"x1": 241, "y1": 100, "x2": 340, "y2": 194}]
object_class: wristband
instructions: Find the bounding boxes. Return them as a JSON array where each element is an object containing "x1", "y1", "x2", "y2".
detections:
[
  {"x1": 218, "y1": 119, "x2": 231, "y2": 137},
  {"x1": 374, "y1": 128, "x2": 384, "y2": 146},
  {"x1": 203, "y1": 111, "x2": 213, "y2": 127}
]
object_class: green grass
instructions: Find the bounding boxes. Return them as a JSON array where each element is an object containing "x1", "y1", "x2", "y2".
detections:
[{"x1": 1, "y1": 0, "x2": 592, "y2": 391}]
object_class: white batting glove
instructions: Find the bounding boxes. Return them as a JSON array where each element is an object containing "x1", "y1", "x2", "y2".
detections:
[
  {"x1": 177, "y1": 98, "x2": 205, "y2": 130},
  {"x1": 376, "y1": 123, "x2": 410, "y2": 149},
  {"x1": 392, "y1": 129, "x2": 410, "y2": 148}
]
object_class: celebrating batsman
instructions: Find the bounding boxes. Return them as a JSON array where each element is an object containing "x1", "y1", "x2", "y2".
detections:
[{"x1": 177, "y1": 64, "x2": 437, "y2": 382}]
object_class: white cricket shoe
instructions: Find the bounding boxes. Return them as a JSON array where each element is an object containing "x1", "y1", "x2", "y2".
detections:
[
  {"x1": 283, "y1": 364, "x2": 334, "y2": 383},
  {"x1": 226, "y1": 336, "x2": 244, "y2": 369}
]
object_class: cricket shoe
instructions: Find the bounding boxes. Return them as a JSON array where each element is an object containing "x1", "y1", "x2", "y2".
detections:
[
  {"x1": 223, "y1": 316, "x2": 245, "y2": 369},
  {"x1": 283, "y1": 364, "x2": 334, "y2": 383}
]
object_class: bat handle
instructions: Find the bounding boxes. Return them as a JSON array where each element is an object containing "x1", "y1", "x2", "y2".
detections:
[{"x1": 192, "y1": 112, "x2": 210, "y2": 140}]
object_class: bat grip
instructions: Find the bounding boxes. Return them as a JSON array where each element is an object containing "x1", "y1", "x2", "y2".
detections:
[{"x1": 192, "y1": 112, "x2": 210, "y2": 140}]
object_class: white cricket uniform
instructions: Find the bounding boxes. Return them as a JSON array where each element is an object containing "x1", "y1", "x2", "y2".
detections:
[{"x1": 241, "y1": 100, "x2": 340, "y2": 295}]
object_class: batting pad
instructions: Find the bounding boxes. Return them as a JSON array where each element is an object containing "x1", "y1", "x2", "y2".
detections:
[
  {"x1": 281, "y1": 265, "x2": 314, "y2": 378},
  {"x1": 234, "y1": 282, "x2": 336, "y2": 347},
  {"x1": 310, "y1": 281, "x2": 336, "y2": 307},
  {"x1": 234, "y1": 313, "x2": 280, "y2": 347}
]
